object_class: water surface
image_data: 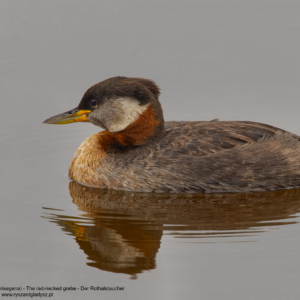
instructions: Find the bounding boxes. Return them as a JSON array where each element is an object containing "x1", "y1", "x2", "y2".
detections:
[{"x1": 1, "y1": 1, "x2": 300, "y2": 299}]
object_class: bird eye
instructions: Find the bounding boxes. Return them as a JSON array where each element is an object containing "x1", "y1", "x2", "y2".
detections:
[{"x1": 90, "y1": 99, "x2": 97, "y2": 107}]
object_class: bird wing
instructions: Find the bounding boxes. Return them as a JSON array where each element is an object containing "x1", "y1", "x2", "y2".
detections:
[
  {"x1": 116, "y1": 121, "x2": 300, "y2": 193},
  {"x1": 160, "y1": 120, "x2": 298, "y2": 157}
]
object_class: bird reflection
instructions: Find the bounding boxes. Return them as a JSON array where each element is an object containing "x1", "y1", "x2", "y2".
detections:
[{"x1": 43, "y1": 182, "x2": 300, "y2": 278}]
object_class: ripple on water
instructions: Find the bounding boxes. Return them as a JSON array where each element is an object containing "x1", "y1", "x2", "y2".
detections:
[{"x1": 42, "y1": 182, "x2": 300, "y2": 278}]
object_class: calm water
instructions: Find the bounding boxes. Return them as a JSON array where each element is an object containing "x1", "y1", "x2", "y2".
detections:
[{"x1": 1, "y1": 1, "x2": 300, "y2": 299}]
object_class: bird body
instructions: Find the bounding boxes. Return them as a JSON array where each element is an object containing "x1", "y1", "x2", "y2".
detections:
[{"x1": 44, "y1": 77, "x2": 300, "y2": 193}]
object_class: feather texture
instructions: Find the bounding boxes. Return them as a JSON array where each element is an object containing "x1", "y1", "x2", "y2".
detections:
[{"x1": 69, "y1": 120, "x2": 300, "y2": 193}]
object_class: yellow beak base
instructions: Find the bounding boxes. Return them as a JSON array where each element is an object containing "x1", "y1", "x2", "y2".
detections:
[{"x1": 43, "y1": 109, "x2": 92, "y2": 125}]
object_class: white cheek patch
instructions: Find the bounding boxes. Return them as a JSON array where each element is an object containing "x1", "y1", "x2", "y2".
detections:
[{"x1": 101, "y1": 97, "x2": 150, "y2": 132}]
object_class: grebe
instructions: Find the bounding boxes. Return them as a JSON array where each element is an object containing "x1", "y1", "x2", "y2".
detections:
[{"x1": 44, "y1": 76, "x2": 300, "y2": 193}]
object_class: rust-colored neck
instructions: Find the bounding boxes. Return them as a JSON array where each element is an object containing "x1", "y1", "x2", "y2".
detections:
[{"x1": 99, "y1": 105, "x2": 165, "y2": 151}]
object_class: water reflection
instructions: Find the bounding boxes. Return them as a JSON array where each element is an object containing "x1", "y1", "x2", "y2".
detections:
[{"x1": 44, "y1": 182, "x2": 300, "y2": 278}]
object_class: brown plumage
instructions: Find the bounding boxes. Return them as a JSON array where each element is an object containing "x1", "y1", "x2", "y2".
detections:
[{"x1": 44, "y1": 76, "x2": 300, "y2": 193}]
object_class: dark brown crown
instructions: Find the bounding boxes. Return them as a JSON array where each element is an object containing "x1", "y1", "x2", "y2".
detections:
[{"x1": 78, "y1": 76, "x2": 161, "y2": 111}]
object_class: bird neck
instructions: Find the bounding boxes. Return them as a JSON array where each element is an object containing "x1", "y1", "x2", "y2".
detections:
[{"x1": 99, "y1": 104, "x2": 165, "y2": 151}]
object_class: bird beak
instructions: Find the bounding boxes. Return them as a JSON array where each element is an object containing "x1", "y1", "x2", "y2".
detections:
[{"x1": 43, "y1": 108, "x2": 91, "y2": 124}]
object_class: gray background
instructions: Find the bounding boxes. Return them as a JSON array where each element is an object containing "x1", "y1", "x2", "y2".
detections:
[{"x1": 1, "y1": 1, "x2": 300, "y2": 299}]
